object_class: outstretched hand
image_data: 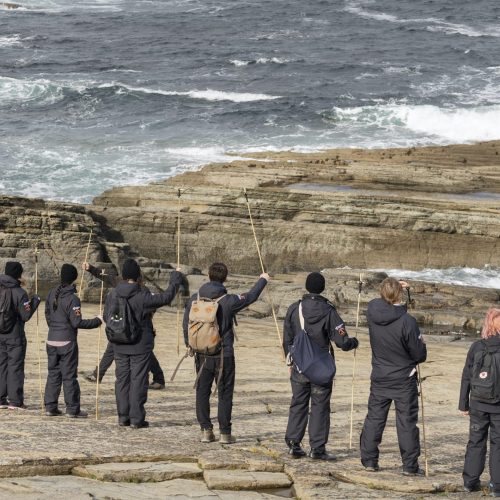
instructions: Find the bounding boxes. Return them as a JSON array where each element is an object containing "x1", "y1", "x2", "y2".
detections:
[
  {"x1": 82, "y1": 262, "x2": 90, "y2": 271},
  {"x1": 260, "y1": 272, "x2": 270, "y2": 282}
]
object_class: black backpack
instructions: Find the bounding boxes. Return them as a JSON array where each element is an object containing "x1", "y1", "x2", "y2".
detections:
[
  {"x1": 470, "y1": 340, "x2": 500, "y2": 405},
  {"x1": 0, "y1": 286, "x2": 16, "y2": 335},
  {"x1": 105, "y1": 290, "x2": 142, "y2": 345}
]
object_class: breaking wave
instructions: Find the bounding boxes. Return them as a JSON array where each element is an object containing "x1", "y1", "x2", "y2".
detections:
[{"x1": 230, "y1": 57, "x2": 290, "y2": 67}]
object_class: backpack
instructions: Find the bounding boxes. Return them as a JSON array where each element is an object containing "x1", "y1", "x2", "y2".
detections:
[
  {"x1": 187, "y1": 293, "x2": 226, "y2": 355},
  {"x1": 105, "y1": 290, "x2": 142, "y2": 345},
  {"x1": 0, "y1": 286, "x2": 16, "y2": 335},
  {"x1": 289, "y1": 302, "x2": 336, "y2": 387},
  {"x1": 470, "y1": 340, "x2": 500, "y2": 404}
]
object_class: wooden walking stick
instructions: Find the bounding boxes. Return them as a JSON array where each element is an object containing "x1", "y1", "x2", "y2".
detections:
[
  {"x1": 95, "y1": 268, "x2": 106, "y2": 420},
  {"x1": 176, "y1": 188, "x2": 182, "y2": 356},
  {"x1": 243, "y1": 188, "x2": 284, "y2": 360},
  {"x1": 78, "y1": 228, "x2": 93, "y2": 298},
  {"x1": 34, "y1": 245, "x2": 44, "y2": 414},
  {"x1": 349, "y1": 273, "x2": 363, "y2": 449},
  {"x1": 406, "y1": 287, "x2": 429, "y2": 477}
]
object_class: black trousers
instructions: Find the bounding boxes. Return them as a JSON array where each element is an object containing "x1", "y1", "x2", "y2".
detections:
[
  {"x1": 115, "y1": 351, "x2": 151, "y2": 425},
  {"x1": 463, "y1": 409, "x2": 500, "y2": 492},
  {"x1": 95, "y1": 342, "x2": 164, "y2": 385},
  {"x1": 360, "y1": 377, "x2": 420, "y2": 471},
  {"x1": 0, "y1": 334, "x2": 26, "y2": 407},
  {"x1": 285, "y1": 368, "x2": 333, "y2": 451},
  {"x1": 44, "y1": 342, "x2": 80, "y2": 414},
  {"x1": 196, "y1": 354, "x2": 235, "y2": 434}
]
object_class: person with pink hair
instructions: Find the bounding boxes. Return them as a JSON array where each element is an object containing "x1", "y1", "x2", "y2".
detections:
[{"x1": 459, "y1": 308, "x2": 500, "y2": 497}]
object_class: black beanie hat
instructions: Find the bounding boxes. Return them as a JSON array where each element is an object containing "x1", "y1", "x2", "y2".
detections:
[
  {"x1": 5, "y1": 261, "x2": 23, "y2": 280},
  {"x1": 122, "y1": 259, "x2": 141, "y2": 281},
  {"x1": 305, "y1": 272, "x2": 325, "y2": 294},
  {"x1": 60, "y1": 264, "x2": 78, "y2": 284}
]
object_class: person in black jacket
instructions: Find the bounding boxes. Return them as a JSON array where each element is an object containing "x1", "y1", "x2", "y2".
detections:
[
  {"x1": 44, "y1": 264, "x2": 102, "y2": 418},
  {"x1": 103, "y1": 259, "x2": 183, "y2": 428},
  {"x1": 82, "y1": 262, "x2": 167, "y2": 390},
  {"x1": 459, "y1": 307, "x2": 500, "y2": 496},
  {"x1": 183, "y1": 262, "x2": 269, "y2": 444},
  {"x1": 283, "y1": 272, "x2": 358, "y2": 460},
  {"x1": 360, "y1": 277, "x2": 427, "y2": 475},
  {"x1": 0, "y1": 262, "x2": 40, "y2": 410}
]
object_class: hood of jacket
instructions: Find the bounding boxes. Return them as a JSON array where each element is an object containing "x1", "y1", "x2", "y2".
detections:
[
  {"x1": 58, "y1": 284, "x2": 77, "y2": 299},
  {"x1": 484, "y1": 335, "x2": 500, "y2": 348},
  {"x1": 115, "y1": 281, "x2": 141, "y2": 299},
  {"x1": 198, "y1": 281, "x2": 227, "y2": 300},
  {"x1": 0, "y1": 274, "x2": 20, "y2": 289},
  {"x1": 367, "y1": 298, "x2": 407, "y2": 326},
  {"x1": 300, "y1": 294, "x2": 332, "y2": 325}
]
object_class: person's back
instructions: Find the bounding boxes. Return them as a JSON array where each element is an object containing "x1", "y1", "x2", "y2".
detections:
[{"x1": 183, "y1": 262, "x2": 268, "y2": 444}]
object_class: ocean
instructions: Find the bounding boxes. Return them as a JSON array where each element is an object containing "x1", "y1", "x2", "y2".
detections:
[{"x1": 1, "y1": 0, "x2": 500, "y2": 286}]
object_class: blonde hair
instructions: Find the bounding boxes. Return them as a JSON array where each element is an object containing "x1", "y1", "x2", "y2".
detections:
[
  {"x1": 380, "y1": 277, "x2": 404, "y2": 305},
  {"x1": 481, "y1": 308, "x2": 500, "y2": 339}
]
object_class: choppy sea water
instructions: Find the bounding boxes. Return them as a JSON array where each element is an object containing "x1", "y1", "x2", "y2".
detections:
[{"x1": 1, "y1": 0, "x2": 500, "y2": 203}]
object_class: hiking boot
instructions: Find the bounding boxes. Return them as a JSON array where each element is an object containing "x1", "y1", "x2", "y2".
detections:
[
  {"x1": 364, "y1": 464, "x2": 380, "y2": 472},
  {"x1": 402, "y1": 468, "x2": 425, "y2": 477},
  {"x1": 0, "y1": 402, "x2": 8, "y2": 409},
  {"x1": 8, "y1": 403, "x2": 27, "y2": 410},
  {"x1": 45, "y1": 409, "x2": 63, "y2": 417},
  {"x1": 148, "y1": 382, "x2": 165, "y2": 390},
  {"x1": 118, "y1": 419, "x2": 130, "y2": 427},
  {"x1": 200, "y1": 429, "x2": 216, "y2": 443},
  {"x1": 463, "y1": 482, "x2": 481, "y2": 492},
  {"x1": 130, "y1": 420, "x2": 150, "y2": 429},
  {"x1": 490, "y1": 483, "x2": 500, "y2": 497},
  {"x1": 219, "y1": 433, "x2": 236, "y2": 444},
  {"x1": 287, "y1": 442, "x2": 306, "y2": 459},
  {"x1": 66, "y1": 410, "x2": 88, "y2": 419},
  {"x1": 309, "y1": 449, "x2": 337, "y2": 461}
]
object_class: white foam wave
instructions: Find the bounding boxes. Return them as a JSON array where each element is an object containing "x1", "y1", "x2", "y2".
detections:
[
  {"x1": 0, "y1": 76, "x2": 64, "y2": 105},
  {"x1": 373, "y1": 267, "x2": 500, "y2": 289},
  {"x1": 230, "y1": 57, "x2": 289, "y2": 67},
  {"x1": 0, "y1": 34, "x2": 23, "y2": 47},
  {"x1": 103, "y1": 83, "x2": 281, "y2": 102},
  {"x1": 332, "y1": 103, "x2": 500, "y2": 143}
]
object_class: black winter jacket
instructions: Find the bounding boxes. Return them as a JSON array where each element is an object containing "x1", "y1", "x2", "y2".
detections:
[
  {"x1": 0, "y1": 274, "x2": 40, "y2": 338},
  {"x1": 45, "y1": 284, "x2": 101, "y2": 342},
  {"x1": 104, "y1": 270, "x2": 183, "y2": 355},
  {"x1": 366, "y1": 298, "x2": 427, "y2": 383},
  {"x1": 459, "y1": 336, "x2": 500, "y2": 414},
  {"x1": 183, "y1": 278, "x2": 267, "y2": 357},
  {"x1": 283, "y1": 294, "x2": 358, "y2": 356}
]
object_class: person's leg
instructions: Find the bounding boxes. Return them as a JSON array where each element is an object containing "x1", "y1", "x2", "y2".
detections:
[
  {"x1": 129, "y1": 351, "x2": 151, "y2": 426},
  {"x1": 308, "y1": 381, "x2": 333, "y2": 453},
  {"x1": 149, "y1": 351, "x2": 165, "y2": 386},
  {"x1": 285, "y1": 369, "x2": 312, "y2": 446},
  {"x1": 98, "y1": 342, "x2": 115, "y2": 380},
  {"x1": 196, "y1": 355, "x2": 216, "y2": 430},
  {"x1": 488, "y1": 412, "x2": 500, "y2": 494},
  {"x1": 393, "y1": 378, "x2": 420, "y2": 472},
  {"x1": 360, "y1": 383, "x2": 392, "y2": 468},
  {"x1": 0, "y1": 339, "x2": 8, "y2": 406},
  {"x1": 217, "y1": 356, "x2": 235, "y2": 435},
  {"x1": 463, "y1": 409, "x2": 489, "y2": 489},
  {"x1": 114, "y1": 353, "x2": 131, "y2": 424},
  {"x1": 60, "y1": 342, "x2": 81, "y2": 415},
  {"x1": 6, "y1": 334, "x2": 26, "y2": 407},
  {"x1": 44, "y1": 344, "x2": 62, "y2": 412}
]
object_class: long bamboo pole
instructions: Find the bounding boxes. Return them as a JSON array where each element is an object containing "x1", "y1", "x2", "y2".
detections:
[
  {"x1": 78, "y1": 228, "x2": 93, "y2": 298},
  {"x1": 348, "y1": 273, "x2": 363, "y2": 449},
  {"x1": 34, "y1": 245, "x2": 44, "y2": 414},
  {"x1": 95, "y1": 269, "x2": 106, "y2": 420},
  {"x1": 176, "y1": 189, "x2": 182, "y2": 356}
]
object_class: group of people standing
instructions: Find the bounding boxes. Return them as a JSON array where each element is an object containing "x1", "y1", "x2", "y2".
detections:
[{"x1": 0, "y1": 259, "x2": 498, "y2": 496}]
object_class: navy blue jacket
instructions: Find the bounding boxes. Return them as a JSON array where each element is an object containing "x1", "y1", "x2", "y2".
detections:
[
  {"x1": 0, "y1": 274, "x2": 40, "y2": 338},
  {"x1": 45, "y1": 284, "x2": 101, "y2": 342},
  {"x1": 183, "y1": 278, "x2": 267, "y2": 357}
]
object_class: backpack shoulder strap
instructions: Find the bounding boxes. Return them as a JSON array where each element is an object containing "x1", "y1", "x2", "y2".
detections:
[
  {"x1": 215, "y1": 294, "x2": 227, "y2": 303},
  {"x1": 298, "y1": 301, "x2": 305, "y2": 330}
]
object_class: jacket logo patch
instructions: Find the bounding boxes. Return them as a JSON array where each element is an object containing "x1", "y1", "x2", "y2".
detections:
[
  {"x1": 335, "y1": 324, "x2": 346, "y2": 336},
  {"x1": 72, "y1": 306, "x2": 81, "y2": 317},
  {"x1": 479, "y1": 371, "x2": 488, "y2": 379},
  {"x1": 23, "y1": 301, "x2": 31, "y2": 312}
]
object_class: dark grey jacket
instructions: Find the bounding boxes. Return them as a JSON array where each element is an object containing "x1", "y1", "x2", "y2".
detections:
[
  {"x1": 366, "y1": 298, "x2": 427, "y2": 383},
  {"x1": 0, "y1": 274, "x2": 40, "y2": 338},
  {"x1": 283, "y1": 293, "x2": 358, "y2": 356},
  {"x1": 45, "y1": 284, "x2": 101, "y2": 342},
  {"x1": 183, "y1": 278, "x2": 268, "y2": 357},
  {"x1": 459, "y1": 336, "x2": 500, "y2": 414},
  {"x1": 104, "y1": 271, "x2": 183, "y2": 355}
]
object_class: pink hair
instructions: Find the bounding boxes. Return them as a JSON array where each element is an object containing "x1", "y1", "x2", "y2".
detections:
[{"x1": 481, "y1": 308, "x2": 500, "y2": 339}]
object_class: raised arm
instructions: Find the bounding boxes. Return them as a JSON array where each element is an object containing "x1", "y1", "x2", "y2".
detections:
[
  {"x1": 67, "y1": 295, "x2": 101, "y2": 330},
  {"x1": 85, "y1": 263, "x2": 119, "y2": 288},
  {"x1": 15, "y1": 289, "x2": 40, "y2": 323},
  {"x1": 328, "y1": 307, "x2": 358, "y2": 351},
  {"x1": 229, "y1": 274, "x2": 269, "y2": 314},
  {"x1": 142, "y1": 271, "x2": 183, "y2": 309}
]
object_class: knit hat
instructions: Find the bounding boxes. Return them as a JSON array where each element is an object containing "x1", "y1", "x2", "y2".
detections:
[
  {"x1": 122, "y1": 259, "x2": 141, "y2": 281},
  {"x1": 5, "y1": 261, "x2": 23, "y2": 280},
  {"x1": 61, "y1": 264, "x2": 78, "y2": 284},
  {"x1": 305, "y1": 272, "x2": 325, "y2": 294}
]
